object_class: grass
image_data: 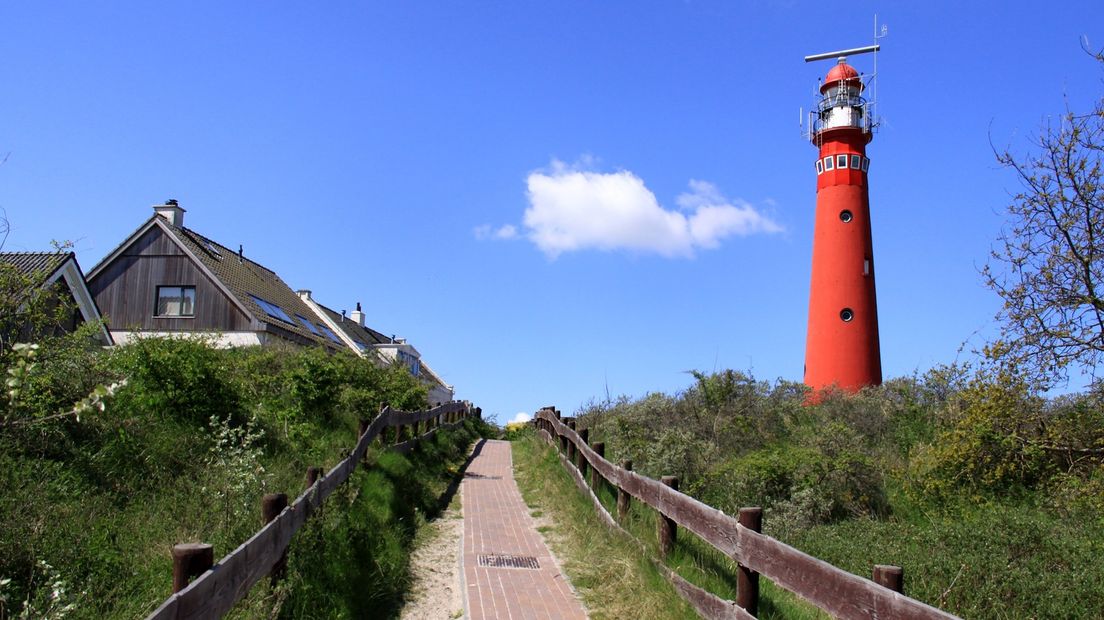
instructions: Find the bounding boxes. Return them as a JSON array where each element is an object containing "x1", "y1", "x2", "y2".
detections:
[
  {"x1": 529, "y1": 427, "x2": 1104, "y2": 619},
  {"x1": 534, "y1": 433, "x2": 823, "y2": 619},
  {"x1": 785, "y1": 489, "x2": 1104, "y2": 618},
  {"x1": 512, "y1": 431, "x2": 700, "y2": 619},
  {"x1": 267, "y1": 420, "x2": 486, "y2": 619},
  {"x1": 0, "y1": 412, "x2": 487, "y2": 620}
]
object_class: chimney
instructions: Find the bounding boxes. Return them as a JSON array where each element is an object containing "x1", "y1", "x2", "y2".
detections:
[
  {"x1": 350, "y1": 302, "x2": 365, "y2": 327},
  {"x1": 297, "y1": 290, "x2": 312, "y2": 301},
  {"x1": 153, "y1": 199, "x2": 185, "y2": 227}
]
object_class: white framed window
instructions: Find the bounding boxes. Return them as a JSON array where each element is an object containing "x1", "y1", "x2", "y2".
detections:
[
  {"x1": 837, "y1": 154, "x2": 848, "y2": 169},
  {"x1": 155, "y1": 286, "x2": 195, "y2": 317},
  {"x1": 824, "y1": 156, "x2": 834, "y2": 171},
  {"x1": 816, "y1": 160, "x2": 824, "y2": 174},
  {"x1": 851, "y1": 154, "x2": 861, "y2": 169},
  {"x1": 862, "y1": 157, "x2": 870, "y2": 172}
]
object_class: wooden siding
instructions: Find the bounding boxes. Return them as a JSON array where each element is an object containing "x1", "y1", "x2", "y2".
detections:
[{"x1": 89, "y1": 227, "x2": 253, "y2": 333}]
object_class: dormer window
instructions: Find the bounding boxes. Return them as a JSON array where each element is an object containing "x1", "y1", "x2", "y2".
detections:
[{"x1": 156, "y1": 286, "x2": 195, "y2": 317}]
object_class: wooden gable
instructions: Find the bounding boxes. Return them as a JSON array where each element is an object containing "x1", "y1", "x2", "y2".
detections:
[{"x1": 88, "y1": 225, "x2": 253, "y2": 333}]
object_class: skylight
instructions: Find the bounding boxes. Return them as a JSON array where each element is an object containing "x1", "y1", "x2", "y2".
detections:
[
  {"x1": 317, "y1": 325, "x2": 343, "y2": 345},
  {"x1": 249, "y1": 295, "x2": 293, "y2": 324},
  {"x1": 295, "y1": 315, "x2": 321, "y2": 335}
]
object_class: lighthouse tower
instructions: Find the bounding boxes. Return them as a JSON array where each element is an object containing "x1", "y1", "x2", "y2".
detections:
[{"x1": 803, "y1": 48, "x2": 882, "y2": 392}]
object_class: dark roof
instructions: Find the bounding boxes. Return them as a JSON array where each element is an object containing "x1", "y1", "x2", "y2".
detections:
[
  {"x1": 0, "y1": 252, "x2": 71, "y2": 284},
  {"x1": 316, "y1": 303, "x2": 391, "y2": 349},
  {"x1": 159, "y1": 221, "x2": 341, "y2": 349}
]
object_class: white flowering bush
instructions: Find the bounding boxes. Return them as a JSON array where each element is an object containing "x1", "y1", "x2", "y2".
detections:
[
  {"x1": 203, "y1": 414, "x2": 268, "y2": 530},
  {"x1": 0, "y1": 560, "x2": 83, "y2": 620}
]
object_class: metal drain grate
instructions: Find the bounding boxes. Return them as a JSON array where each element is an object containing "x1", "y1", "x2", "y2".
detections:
[{"x1": 477, "y1": 554, "x2": 540, "y2": 569}]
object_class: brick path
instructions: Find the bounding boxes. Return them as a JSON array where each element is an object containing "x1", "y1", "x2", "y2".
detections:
[{"x1": 461, "y1": 439, "x2": 587, "y2": 619}]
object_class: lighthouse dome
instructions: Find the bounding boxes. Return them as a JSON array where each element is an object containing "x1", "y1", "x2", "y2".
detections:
[{"x1": 820, "y1": 60, "x2": 863, "y2": 93}]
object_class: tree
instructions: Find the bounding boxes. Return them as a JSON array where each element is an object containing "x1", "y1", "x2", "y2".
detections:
[{"x1": 984, "y1": 46, "x2": 1104, "y2": 386}]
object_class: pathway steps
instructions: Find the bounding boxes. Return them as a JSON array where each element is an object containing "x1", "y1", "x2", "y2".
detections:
[{"x1": 461, "y1": 439, "x2": 587, "y2": 620}]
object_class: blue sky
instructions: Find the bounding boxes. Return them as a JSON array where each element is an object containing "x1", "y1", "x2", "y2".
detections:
[{"x1": 2, "y1": 2, "x2": 1103, "y2": 424}]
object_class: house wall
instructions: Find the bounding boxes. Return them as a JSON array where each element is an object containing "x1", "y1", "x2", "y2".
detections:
[
  {"x1": 88, "y1": 226, "x2": 252, "y2": 333},
  {"x1": 109, "y1": 330, "x2": 266, "y2": 347},
  {"x1": 428, "y1": 384, "x2": 454, "y2": 407}
]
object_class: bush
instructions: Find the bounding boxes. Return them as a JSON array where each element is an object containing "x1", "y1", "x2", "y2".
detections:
[
  {"x1": 0, "y1": 333, "x2": 445, "y2": 619},
  {"x1": 109, "y1": 336, "x2": 241, "y2": 426},
  {"x1": 693, "y1": 428, "x2": 887, "y2": 537},
  {"x1": 908, "y1": 369, "x2": 1053, "y2": 500}
]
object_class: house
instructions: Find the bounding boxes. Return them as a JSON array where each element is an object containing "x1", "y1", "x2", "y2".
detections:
[
  {"x1": 297, "y1": 292, "x2": 456, "y2": 404},
  {"x1": 87, "y1": 202, "x2": 454, "y2": 401},
  {"x1": 373, "y1": 338, "x2": 455, "y2": 406},
  {"x1": 0, "y1": 251, "x2": 113, "y2": 345},
  {"x1": 87, "y1": 202, "x2": 346, "y2": 350}
]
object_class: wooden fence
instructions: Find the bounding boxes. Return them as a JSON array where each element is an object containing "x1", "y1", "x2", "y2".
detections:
[
  {"x1": 145, "y1": 400, "x2": 480, "y2": 620},
  {"x1": 532, "y1": 407, "x2": 959, "y2": 620}
]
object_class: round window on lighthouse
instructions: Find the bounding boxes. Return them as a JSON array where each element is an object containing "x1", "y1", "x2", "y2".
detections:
[
  {"x1": 840, "y1": 210, "x2": 853, "y2": 223},
  {"x1": 840, "y1": 308, "x2": 854, "y2": 322}
]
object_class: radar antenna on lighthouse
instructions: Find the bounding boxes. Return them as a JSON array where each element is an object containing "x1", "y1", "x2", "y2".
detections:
[{"x1": 801, "y1": 21, "x2": 887, "y2": 396}]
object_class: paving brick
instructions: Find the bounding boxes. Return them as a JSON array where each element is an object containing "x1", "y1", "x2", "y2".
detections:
[{"x1": 461, "y1": 439, "x2": 587, "y2": 619}]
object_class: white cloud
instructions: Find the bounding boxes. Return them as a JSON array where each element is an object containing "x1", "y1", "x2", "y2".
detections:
[
  {"x1": 520, "y1": 161, "x2": 781, "y2": 259},
  {"x1": 508, "y1": 411, "x2": 532, "y2": 425},
  {"x1": 474, "y1": 224, "x2": 519, "y2": 241}
]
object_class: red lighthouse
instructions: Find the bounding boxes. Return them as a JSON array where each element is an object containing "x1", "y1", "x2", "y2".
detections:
[{"x1": 803, "y1": 46, "x2": 882, "y2": 393}]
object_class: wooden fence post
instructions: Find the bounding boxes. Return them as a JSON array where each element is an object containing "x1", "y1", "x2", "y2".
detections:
[
  {"x1": 873, "y1": 565, "x2": 904, "y2": 594},
  {"x1": 262, "y1": 493, "x2": 289, "y2": 583},
  {"x1": 577, "y1": 429, "x2": 590, "y2": 478},
  {"x1": 306, "y1": 466, "x2": 323, "y2": 487},
  {"x1": 658, "y1": 476, "x2": 679, "y2": 558},
  {"x1": 566, "y1": 419, "x2": 576, "y2": 462},
  {"x1": 171, "y1": 543, "x2": 213, "y2": 593},
  {"x1": 737, "y1": 507, "x2": 763, "y2": 615},
  {"x1": 617, "y1": 460, "x2": 633, "y2": 521},
  {"x1": 591, "y1": 442, "x2": 605, "y2": 490}
]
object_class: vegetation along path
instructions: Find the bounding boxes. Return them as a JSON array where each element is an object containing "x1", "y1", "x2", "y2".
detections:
[{"x1": 461, "y1": 439, "x2": 587, "y2": 619}]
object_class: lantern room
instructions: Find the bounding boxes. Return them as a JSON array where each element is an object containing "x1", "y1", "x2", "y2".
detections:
[{"x1": 814, "y1": 58, "x2": 870, "y2": 134}]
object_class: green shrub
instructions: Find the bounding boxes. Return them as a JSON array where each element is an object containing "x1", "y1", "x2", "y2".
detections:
[
  {"x1": 0, "y1": 332, "x2": 448, "y2": 619},
  {"x1": 693, "y1": 431, "x2": 887, "y2": 537},
  {"x1": 109, "y1": 336, "x2": 241, "y2": 426},
  {"x1": 908, "y1": 368, "x2": 1054, "y2": 500}
]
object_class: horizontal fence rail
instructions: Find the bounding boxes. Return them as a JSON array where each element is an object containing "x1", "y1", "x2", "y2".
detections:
[
  {"x1": 532, "y1": 407, "x2": 958, "y2": 620},
  {"x1": 146, "y1": 400, "x2": 479, "y2": 620}
]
